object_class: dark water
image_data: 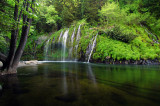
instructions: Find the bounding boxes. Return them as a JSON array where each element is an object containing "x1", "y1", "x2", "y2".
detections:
[{"x1": 0, "y1": 62, "x2": 160, "y2": 106}]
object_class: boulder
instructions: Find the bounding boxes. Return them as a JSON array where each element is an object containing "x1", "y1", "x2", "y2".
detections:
[
  {"x1": 24, "y1": 60, "x2": 38, "y2": 65},
  {"x1": 0, "y1": 61, "x2": 2, "y2": 67}
]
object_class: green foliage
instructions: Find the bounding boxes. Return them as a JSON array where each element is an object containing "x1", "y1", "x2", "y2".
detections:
[
  {"x1": 93, "y1": 35, "x2": 159, "y2": 61},
  {"x1": 78, "y1": 23, "x2": 98, "y2": 54},
  {"x1": 99, "y1": 1, "x2": 147, "y2": 26},
  {"x1": 0, "y1": 0, "x2": 15, "y2": 32},
  {"x1": 49, "y1": 29, "x2": 64, "y2": 43},
  {"x1": 99, "y1": 2, "x2": 120, "y2": 25},
  {"x1": 106, "y1": 26, "x2": 137, "y2": 43},
  {"x1": 146, "y1": 16, "x2": 160, "y2": 39},
  {"x1": 1, "y1": 0, "x2": 160, "y2": 62},
  {"x1": 34, "y1": 0, "x2": 61, "y2": 33},
  {"x1": 45, "y1": 5, "x2": 61, "y2": 25},
  {"x1": 141, "y1": 0, "x2": 160, "y2": 18},
  {"x1": 0, "y1": 35, "x2": 8, "y2": 53}
]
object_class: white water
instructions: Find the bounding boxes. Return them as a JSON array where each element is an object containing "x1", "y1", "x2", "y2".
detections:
[
  {"x1": 62, "y1": 29, "x2": 69, "y2": 61},
  {"x1": 85, "y1": 37, "x2": 94, "y2": 61},
  {"x1": 44, "y1": 39, "x2": 50, "y2": 60},
  {"x1": 71, "y1": 28, "x2": 76, "y2": 44},
  {"x1": 38, "y1": 61, "x2": 79, "y2": 63},
  {"x1": 69, "y1": 28, "x2": 76, "y2": 59},
  {"x1": 58, "y1": 31, "x2": 63, "y2": 42},
  {"x1": 145, "y1": 29, "x2": 159, "y2": 44},
  {"x1": 76, "y1": 25, "x2": 81, "y2": 41},
  {"x1": 44, "y1": 25, "x2": 92, "y2": 62},
  {"x1": 87, "y1": 34, "x2": 98, "y2": 62},
  {"x1": 140, "y1": 24, "x2": 159, "y2": 44},
  {"x1": 75, "y1": 25, "x2": 81, "y2": 60}
]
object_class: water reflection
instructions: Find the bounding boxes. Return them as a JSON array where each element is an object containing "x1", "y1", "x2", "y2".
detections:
[
  {"x1": 87, "y1": 64, "x2": 97, "y2": 87},
  {"x1": 0, "y1": 75, "x2": 30, "y2": 106},
  {"x1": 0, "y1": 75, "x2": 19, "y2": 89},
  {"x1": 0, "y1": 63, "x2": 160, "y2": 106},
  {"x1": 62, "y1": 63, "x2": 68, "y2": 94}
]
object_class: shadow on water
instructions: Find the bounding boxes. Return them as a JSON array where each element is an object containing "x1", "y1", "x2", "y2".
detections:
[
  {"x1": 0, "y1": 62, "x2": 160, "y2": 106},
  {"x1": 0, "y1": 75, "x2": 30, "y2": 106}
]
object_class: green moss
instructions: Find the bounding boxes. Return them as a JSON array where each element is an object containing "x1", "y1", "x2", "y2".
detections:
[
  {"x1": 49, "y1": 29, "x2": 64, "y2": 43},
  {"x1": 92, "y1": 32, "x2": 159, "y2": 61},
  {"x1": 78, "y1": 25, "x2": 98, "y2": 55}
]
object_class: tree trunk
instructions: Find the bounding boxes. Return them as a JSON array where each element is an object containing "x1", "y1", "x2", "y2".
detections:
[
  {"x1": 11, "y1": 18, "x2": 32, "y2": 72},
  {"x1": 9, "y1": 0, "x2": 35, "y2": 72},
  {"x1": 3, "y1": 0, "x2": 19, "y2": 70},
  {"x1": 0, "y1": 0, "x2": 35, "y2": 75}
]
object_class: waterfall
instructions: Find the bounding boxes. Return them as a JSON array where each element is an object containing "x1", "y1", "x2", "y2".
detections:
[
  {"x1": 87, "y1": 34, "x2": 98, "y2": 62},
  {"x1": 43, "y1": 25, "x2": 82, "y2": 61},
  {"x1": 69, "y1": 28, "x2": 76, "y2": 59},
  {"x1": 44, "y1": 39, "x2": 50, "y2": 60},
  {"x1": 75, "y1": 25, "x2": 81, "y2": 60},
  {"x1": 71, "y1": 28, "x2": 76, "y2": 44},
  {"x1": 85, "y1": 37, "x2": 94, "y2": 61},
  {"x1": 76, "y1": 25, "x2": 81, "y2": 41},
  {"x1": 141, "y1": 24, "x2": 159, "y2": 44},
  {"x1": 145, "y1": 29, "x2": 159, "y2": 44},
  {"x1": 58, "y1": 31, "x2": 63, "y2": 42},
  {"x1": 62, "y1": 29, "x2": 69, "y2": 61}
]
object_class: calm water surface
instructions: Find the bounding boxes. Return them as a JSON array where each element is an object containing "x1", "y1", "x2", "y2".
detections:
[{"x1": 0, "y1": 62, "x2": 160, "y2": 106}]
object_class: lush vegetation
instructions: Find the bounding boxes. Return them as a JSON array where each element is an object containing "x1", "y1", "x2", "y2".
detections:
[{"x1": 0, "y1": 0, "x2": 160, "y2": 63}]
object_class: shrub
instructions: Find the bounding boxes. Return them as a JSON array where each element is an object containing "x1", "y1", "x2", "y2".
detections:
[{"x1": 107, "y1": 26, "x2": 137, "y2": 43}]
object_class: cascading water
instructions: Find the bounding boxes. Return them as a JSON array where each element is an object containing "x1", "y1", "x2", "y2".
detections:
[
  {"x1": 87, "y1": 34, "x2": 98, "y2": 62},
  {"x1": 145, "y1": 29, "x2": 159, "y2": 44},
  {"x1": 75, "y1": 25, "x2": 81, "y2": 60},
  {"x1": 69, "y1": 28, "x2": 76, "y2": 59},
  {"x1": 62, "y1": 29, "x2": 69, "y2": 61},
  {"x1": 44, "y1": 39, "x2": 50, "y2": 60},
  {"x1": 76, "y1": 25, "x2": 81, "y2": 41},
  {"x1": 58, "y1": 31, "x2": 63, "y2": 42},
  {"x1": 85, "y1": 37, "x2": 94, "y2": 61},
  {"x1": 140, "y1": 24, "x2": 159, "y2": 44},
  {"x1": 43, "y1": 25, "x2": 84, "y2": 62}
]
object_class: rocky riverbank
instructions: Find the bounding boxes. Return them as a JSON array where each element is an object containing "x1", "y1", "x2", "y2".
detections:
[
  {"x1": 18, "y1": 60, "x2": 40, "y2": 67},
  {"x1": 0, "y1": 60, "x2": 40, "y2": 68},
  {"x1": 89, "y1": 59, "x2": 160, "y2": 65}
]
